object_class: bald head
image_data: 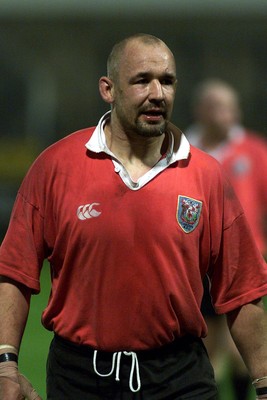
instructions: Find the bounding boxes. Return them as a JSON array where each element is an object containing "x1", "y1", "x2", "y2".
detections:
[
  {"x1": 192, "y1": 79, "x2": 241, "y2": 133},
  {"x1": 193, "y1": 79, "x2": 240, "y2": 109},
  {"x1": 107, "y1": 33, "x2": 174, "y2": 83}
]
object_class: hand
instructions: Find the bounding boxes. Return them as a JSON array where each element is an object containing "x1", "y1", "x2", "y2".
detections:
[
  {"x1": 0, "y1": 361, "x2": 42, "y2": 399},
  {"x1": 0, "y1": 376, "x2": 22, "y2": 399},
  {"x1": 18, "y1": 373, "x2": 42, "y2": 399}
]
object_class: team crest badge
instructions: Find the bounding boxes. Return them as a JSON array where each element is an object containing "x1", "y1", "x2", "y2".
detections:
[{"x1": 177, "y1": 195, "x2": 202, "y2": 233}]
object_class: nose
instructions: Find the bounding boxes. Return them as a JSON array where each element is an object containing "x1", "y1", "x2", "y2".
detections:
[{"x1": 149, "y1": 79, "x2": 164, "y2": 101}]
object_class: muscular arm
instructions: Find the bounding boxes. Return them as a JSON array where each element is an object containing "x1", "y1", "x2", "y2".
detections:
[
  {"x1": 227, "y1": 298, "x2": 267, "y2": 380},
  {"x1": 0, "y1": 276, "x2": 42, "y2": 399},
  {"x1": 0, "y1": 276, "x2": 31, "y2": 348}
]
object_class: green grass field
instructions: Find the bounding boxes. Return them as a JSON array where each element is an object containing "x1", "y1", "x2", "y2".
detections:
[
  {"x1": 18, "y1": 262, "x2": 256, "y2": 400},
  {"x1": 19, "y1": 263, "x2": 53, "y2": 399}
]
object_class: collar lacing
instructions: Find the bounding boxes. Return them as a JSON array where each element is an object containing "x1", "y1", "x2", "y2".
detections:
[{"x1": 93, "y1": 349, "x2": 141, "y2": 392}]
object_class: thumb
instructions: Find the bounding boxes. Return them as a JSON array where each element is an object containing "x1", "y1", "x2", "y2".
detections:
[{"x1": 18, "y1": 374, "x2": 42, "y2": 400}]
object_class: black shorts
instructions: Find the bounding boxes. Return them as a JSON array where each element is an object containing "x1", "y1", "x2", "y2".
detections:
[
  {"x1": 201, "y1": 275, "x2": 217, "y2": 318},
  {"x1": 46, "y1": 334, "x2": 217, "y2": 399}
]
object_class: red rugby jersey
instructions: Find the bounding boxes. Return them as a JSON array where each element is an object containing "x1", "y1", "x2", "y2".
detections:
[
  {"x1": 1, "y1": 120, "x2": 267, "y2": 351},
  {"x1": 219, "y1": 132, "x2": 267, "y2": 255},
  {"x1": 187, "y1": 126, "x2": 267, "y2": 255}
]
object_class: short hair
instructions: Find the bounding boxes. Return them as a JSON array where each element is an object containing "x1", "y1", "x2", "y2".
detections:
[{"x1": 107, "y1": 33, "x2": 165, "y2": 82}]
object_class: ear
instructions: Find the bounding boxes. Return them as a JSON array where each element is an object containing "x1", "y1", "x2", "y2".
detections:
[{"x1": 99, "y1": 76, "x2": 114, "y2": 104}]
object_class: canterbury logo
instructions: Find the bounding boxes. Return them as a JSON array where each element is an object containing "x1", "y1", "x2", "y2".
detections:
[{"x1": 77, "y1": 203, "x2": 102, "y2": 220}]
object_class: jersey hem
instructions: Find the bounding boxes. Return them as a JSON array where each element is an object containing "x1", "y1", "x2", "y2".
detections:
[
  {"x1": 214, "y1": 285, "x2": 267, "y2": 314},
  {"x1": 0, "y1": 266, "x2": 40, "y2": 293}
]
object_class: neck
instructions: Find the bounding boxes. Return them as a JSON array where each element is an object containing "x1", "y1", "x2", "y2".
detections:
[{"x1": 104, "y1": 122, "x2": 168, "y2": 168}]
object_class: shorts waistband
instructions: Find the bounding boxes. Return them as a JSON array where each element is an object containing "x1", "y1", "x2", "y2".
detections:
[
  {"x1": 53, "y1": 334, "x2": 200, "y2": 394},
  {"x1": 53, "y1": 333, "x2": 198, "y2": 361}
]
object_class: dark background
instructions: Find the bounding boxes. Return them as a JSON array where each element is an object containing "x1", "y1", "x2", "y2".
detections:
[{"x1": 1, "y1": 1, "x2": 267, "y2": 240}]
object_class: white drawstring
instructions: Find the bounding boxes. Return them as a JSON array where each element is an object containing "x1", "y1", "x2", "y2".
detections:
[
  {"x1": 123, "y1": 352, "x2": 141, "y2": 393},
  {"x1": 93, "y1": 350, "x2": 141, "y2": 392},
  {"x1": 115, "y1": 352, "x2": 122, "y2": 382},
  {"x1": 93, "y1": 351, "x2": 118, "y2": 377}
]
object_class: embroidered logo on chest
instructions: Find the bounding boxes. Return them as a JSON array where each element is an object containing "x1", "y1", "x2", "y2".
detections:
[
  {"x1": 77, "y1": 203, "x2": 101, "y2": 220},
  {"x1": 177, "y1": 195, "x2": 202, "y2": 233}
]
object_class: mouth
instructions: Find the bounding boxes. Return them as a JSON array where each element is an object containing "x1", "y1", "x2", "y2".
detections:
[{"x1": 141, "y1": 109, "x2": 165, "y2": 123}]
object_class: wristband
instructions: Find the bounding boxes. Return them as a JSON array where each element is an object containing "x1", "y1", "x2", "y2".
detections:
[
  {"x1": 0, "y1": 344, "x2": 18, "y2": 352},
  {"x1": 0, "y1": 353, "x2": 18, "y2": 363},
  {"x1": 253, "y1": 376, "x2": 267, "y2": 385}
]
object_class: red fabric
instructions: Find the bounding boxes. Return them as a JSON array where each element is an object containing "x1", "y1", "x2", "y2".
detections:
[
  {"x1": 218, "y1": 132, "x2": 267, "y2": 254},
  {"x1": 0, "y1": 127, "x2": 267, "y2": 351}
]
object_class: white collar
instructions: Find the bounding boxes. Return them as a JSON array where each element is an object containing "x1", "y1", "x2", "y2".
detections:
[
  {"x1": 185, "y1": 123, "x2": 245, "y2": 162},
  {"x1": 85, "y1": 111, "x2": 190, "y2": 162},
  {"x1": 85, "y1": 111, "x2": 190, "y2": 190}
]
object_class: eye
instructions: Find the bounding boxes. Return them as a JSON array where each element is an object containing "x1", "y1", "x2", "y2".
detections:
[
  {"x1": 161, "y1": 78, "x2": 175, "y2": 86},
  {"x1": 136, "y1": 78, "x2": 148, "y2": 85}
]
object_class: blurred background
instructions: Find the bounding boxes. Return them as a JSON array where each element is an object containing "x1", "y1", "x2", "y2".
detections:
[
  {"x1": 1, "y1": 0, "x2": 267, "y2": 240},
  {"x1": 1, "y1": 0, "x2": 267, "y2": 398}
]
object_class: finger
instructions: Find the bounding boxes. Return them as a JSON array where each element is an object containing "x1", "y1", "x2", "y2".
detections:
[{"x1": 18, "y1": 374, "x2": 42, "y2": 400}]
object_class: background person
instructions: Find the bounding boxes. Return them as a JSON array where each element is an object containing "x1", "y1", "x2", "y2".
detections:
[
  {"x1": 186, "y1": 78, "x2": 267, "y2": 400},
  {"x1": 1, "y1": 35, "x2": 267, "y2": 400}
]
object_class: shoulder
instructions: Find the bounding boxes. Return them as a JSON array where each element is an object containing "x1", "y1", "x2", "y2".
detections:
[
  {"x1": 189, "y1": 143, "x2": 222, "y2": 171},
  {"x1": 20, "y1": 126, "x2": 96, "y2": 190},
  {"x1": 188, "y1": 145, "x2": 231, "y2": 198},
  {"x1": 42, "y1": 126, "x2": 95, "y2": 158},
  {"x1": 242, "y1": 130, "x2": 267, "y2": 148},
  {"x1": 32, "y1": 126, "x2": 95, "y2": 167},
  {"x1": 237, "y1": 130, "x2": 267, "y2": 162}
]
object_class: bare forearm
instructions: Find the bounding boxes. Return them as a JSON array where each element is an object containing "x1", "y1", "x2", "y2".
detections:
[
  {"x1": 0, "y1": 276, "x2": 31, "y2": 349},
  {"x1": 227, "y1": 299, "x2": 267, "y2": 380},
  {"x1": 0, "y1": 277, "x2": 42, "y2": 399}
]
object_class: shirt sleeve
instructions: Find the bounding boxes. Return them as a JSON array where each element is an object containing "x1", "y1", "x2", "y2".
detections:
[
  {"x1": 0, "y1": 163, "x2": 47, "y2": 293},
  {"x1": 209, "y1": 175, "x2": 267, "y2": 314}
]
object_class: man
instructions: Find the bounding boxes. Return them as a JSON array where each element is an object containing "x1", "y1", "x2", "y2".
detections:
[
  {"x1": 185, "y1": 79, "x2": 267, "y2": 400},
  {"x1": 186, "y1": 79, "x2": 267, "y2": 256},
  {"x1": 0, "y1": 34, "x2": 267, "y2": 400}
]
